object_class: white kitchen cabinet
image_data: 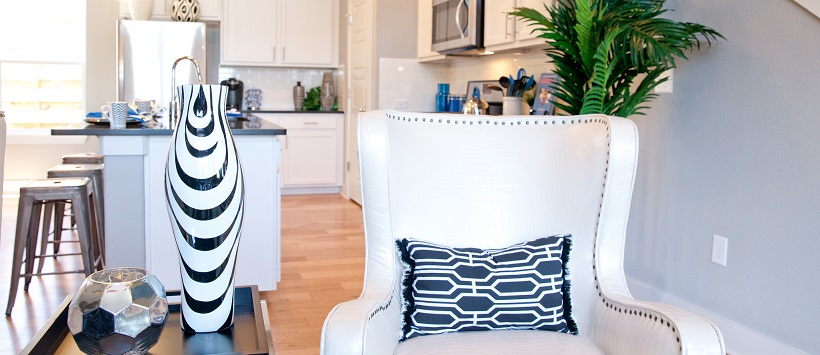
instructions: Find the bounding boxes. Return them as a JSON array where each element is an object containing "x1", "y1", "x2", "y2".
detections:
[
  {"x1": 416, "y1": 0, "x2": 446, "y2": 62},
  {"x1": 514, "y1": 0, "x2": 549, "y2": 45},
  {"x1": 221, "y1": 0, "x2": 277, "y2": 64},
  {"x1": 221, "y1": 0, "x2": 339, "y2": 68},
  {"x1": 280, "y1": 0, "x2": 335, "y2": 66},
  {"x1": 256, "y1": 113, "x2": 344, "y2": 194},
  {"x1": 483, "y1": 0, "x2": 549, "y2": 52},
  {"x1": 198, "y1": 0, "x2": 220, "y2": 21},
  {"x1": 484, "y1": 0, "x2": 517, "y2": 48}
]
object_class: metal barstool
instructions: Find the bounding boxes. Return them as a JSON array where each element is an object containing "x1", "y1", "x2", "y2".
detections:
[
  {"x1": 39, "y1": 164, "x2": 105, "y2": 268},
  {"x1": 62, "y1": 152, "x2": 103, "y2": 165},
  {"x1": 6, "y1": 178, "x2": 103, "y2": 315}
]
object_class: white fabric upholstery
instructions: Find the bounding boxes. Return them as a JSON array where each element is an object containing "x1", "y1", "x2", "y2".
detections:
[
  {"x1": 321, "y1": 110, "x2": 725, "y2": 355},
  {"x1": 0, "y1": 113, "x2": 5, "y2": 239},
  {"x1": 395, "y1": 330, "x2": 603, "y2": 355}
]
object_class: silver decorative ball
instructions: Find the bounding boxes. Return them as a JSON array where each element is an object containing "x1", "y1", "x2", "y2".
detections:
[{"x1": 68, "y1": 268, "x2": 169, "y2": 355}]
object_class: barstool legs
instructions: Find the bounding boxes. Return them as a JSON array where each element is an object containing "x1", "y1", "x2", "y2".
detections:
[
  {"x1": 23, "y1": 202, "x2": 41, "y2": 292},
  {"x1": 6, "y1": 179, "x2": 101, "y2": 316},
  {"x1": 7, "y1": 195, "x2": 36, "y2": 316},
  {"x1": 71, "y1": 189, "x2": 96, "y2": 276}
]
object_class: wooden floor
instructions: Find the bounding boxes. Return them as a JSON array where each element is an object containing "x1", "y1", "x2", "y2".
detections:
[{"x1": 0, "y1": 193, "x2": 365, "y2": 355}]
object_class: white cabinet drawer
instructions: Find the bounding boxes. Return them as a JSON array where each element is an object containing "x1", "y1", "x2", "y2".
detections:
[{"x1": 277, "y1": 115, "x2": 338, "y2": 130}]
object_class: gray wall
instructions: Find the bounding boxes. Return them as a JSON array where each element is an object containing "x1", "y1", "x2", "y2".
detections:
[
  {"x1": 625, "y1": 0, "x2": 820, "y2": 352},
  {"x1": 375, "y1": 0, "x2": 418, "y2": 59}
]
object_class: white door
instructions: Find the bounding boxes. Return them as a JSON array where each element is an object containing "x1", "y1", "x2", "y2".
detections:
[{"x1": 344, "y1": 0, "x2": 373, "y2": 205}]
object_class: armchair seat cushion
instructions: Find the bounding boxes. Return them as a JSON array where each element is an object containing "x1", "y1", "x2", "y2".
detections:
[{"x1": 394, "y1": 330, "x2": 604, "y2": 355}]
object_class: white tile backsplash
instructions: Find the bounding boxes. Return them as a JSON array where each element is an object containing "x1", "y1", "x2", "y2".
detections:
[
  {"x1": 446, "y1": 49, "x2": 556, "y2": 97},
  {"x1": 378, "y1": 58, "x2": 448, "y2": 112},
  {"x1": 226, "y1": 51, "x2": 553, "y2": 112},
  {"x1": 377, "y1": 50, "x2": 555, "y2": 112},
  {"x1": 218, "y1": 66, "x2": 339, "y2": 111}
]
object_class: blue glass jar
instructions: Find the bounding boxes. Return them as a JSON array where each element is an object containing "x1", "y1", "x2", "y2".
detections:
[
  {"x1": 435, "y1": 83, "x2": 450, "y2": 112},
  {"x1": 448, "y1": 95, "x2": 465, "y2": 112}
]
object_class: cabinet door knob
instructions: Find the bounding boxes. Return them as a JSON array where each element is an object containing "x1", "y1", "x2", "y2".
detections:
[{"x1": 359, "y1": 107, "x2": 366, "y2": 112}]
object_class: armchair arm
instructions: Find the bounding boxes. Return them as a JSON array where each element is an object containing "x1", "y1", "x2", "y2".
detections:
[
  {"x1": 587, "y1": 293, "x2": 725, "y2": 354},
  {"x1": 321, "y1": 283, "x2": 402, "y2": 355}
]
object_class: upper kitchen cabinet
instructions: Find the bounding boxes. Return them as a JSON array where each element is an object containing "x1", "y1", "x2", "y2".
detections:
[
  {"x1": 120, "y1": 0, "x2": 220, "y2": 21},
  {"x1": 484, "y1": 0, "x2": 549, "y2": 52},
  {"x1": 221, "y1": 0, "x2": 277, "y2": 64},
  {"x1": 513, "y1": 0, "x2": 548, "y2": 44},
  {"x1": 221, "y1": 0, "x2": 339, "y2": 68},
  {"x1": 484, "y1": 0, "x2": 516, "y2": 48}
]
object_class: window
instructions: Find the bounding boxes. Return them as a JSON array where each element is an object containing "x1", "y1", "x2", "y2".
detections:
[{"x1": 0, "y1": 0, "x2": 85, "y2": 129}]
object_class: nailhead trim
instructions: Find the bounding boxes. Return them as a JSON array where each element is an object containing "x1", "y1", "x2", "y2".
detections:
[{"x1": 386, "y1": 113, "x2": 609, "y2": 127}]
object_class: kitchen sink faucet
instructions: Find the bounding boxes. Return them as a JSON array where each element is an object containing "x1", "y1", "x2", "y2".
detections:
[{"x1": 170, "y1": 56, "x2": 203, "y2": 127}]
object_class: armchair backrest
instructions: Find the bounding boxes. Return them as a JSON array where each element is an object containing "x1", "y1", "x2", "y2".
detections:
[
  {"x1": 357, "y1": 110, "x2": 638, "y2": 337},
  {"x1": 0, "y1": 112, "x2": 5, "y2": 238}
]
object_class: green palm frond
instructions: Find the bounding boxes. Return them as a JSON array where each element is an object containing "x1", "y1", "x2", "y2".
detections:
[{"x1": 512, "y1": 0, "x2": 723, "y2": 117}]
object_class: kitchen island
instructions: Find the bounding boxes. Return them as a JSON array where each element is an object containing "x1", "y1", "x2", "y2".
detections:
[{"x1": 52, "y1": 116, "x2": 286, "y2": 291}]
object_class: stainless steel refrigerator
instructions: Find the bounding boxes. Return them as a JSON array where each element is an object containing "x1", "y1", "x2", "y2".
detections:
[{"x1": 117, "y1": 20, "x2": 206, "y2": 123}]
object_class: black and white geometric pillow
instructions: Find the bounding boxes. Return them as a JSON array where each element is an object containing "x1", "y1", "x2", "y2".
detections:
[{"x1": 396, "y1": 235, "x2": 577, "y2": 340}]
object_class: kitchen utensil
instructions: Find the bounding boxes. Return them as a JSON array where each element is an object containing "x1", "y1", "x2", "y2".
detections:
[
  {"x1": 463, "y1": 87, "x2": 488, "y2": 115},
  {"x1": 502, "y1": 96, "x2": 526, "y2": 115},
  {"x1": 524, "y1": 75, "x2": 536, "y2": 92},
  {"x1": 517, "y1": 68, "x2": 527, "y2": 81},
  {"x1": 499, "y1": 76, "x2": 510, "y2": 95}
]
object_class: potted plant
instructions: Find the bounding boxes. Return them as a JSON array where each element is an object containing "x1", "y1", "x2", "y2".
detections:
[{"x1": 512, "y1": 0, "x2": 723, "y2": 117}]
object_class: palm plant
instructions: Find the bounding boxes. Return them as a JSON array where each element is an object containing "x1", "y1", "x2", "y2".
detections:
[{"x1": 512, "y1": 0, "x2": 723, "y2": 117}]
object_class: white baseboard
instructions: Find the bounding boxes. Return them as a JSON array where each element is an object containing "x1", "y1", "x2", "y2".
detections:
[
  {"x1": 626, "y1": 277, "x2": 808, "y2": 355},
  {"x1": 281, "y1": 186, "x2": 341, "y2": 195}
]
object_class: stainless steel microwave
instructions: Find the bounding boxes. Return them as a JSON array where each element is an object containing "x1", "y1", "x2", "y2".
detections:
[{"x1": 431, "y1": 0, "x2": 484, "y2": 55}]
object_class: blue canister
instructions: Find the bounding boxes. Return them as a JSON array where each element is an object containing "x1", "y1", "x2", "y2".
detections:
[
  {"x1": 435, "y1": 83, "x2": 450, "y2": 112},
  {"x1": 448, "y1": 95, "x2": 465, "y2": 112}
]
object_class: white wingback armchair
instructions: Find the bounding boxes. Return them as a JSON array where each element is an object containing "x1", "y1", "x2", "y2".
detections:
[{"x1": 322, "y1": 110, "x2": 724, "y2": 354}]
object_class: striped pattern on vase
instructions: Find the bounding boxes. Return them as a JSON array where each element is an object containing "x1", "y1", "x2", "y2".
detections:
[{"x1": 164, "y1": 84, "x2": 244, "y2": 332}]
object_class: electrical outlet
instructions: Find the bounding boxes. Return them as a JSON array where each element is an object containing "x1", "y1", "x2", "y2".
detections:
[
  {"x1": 711, "y1": 234, "x2": 728, "y2": 266},
  {"x1": 394, "y1": 99, "x2": 408, "y2": 110}
]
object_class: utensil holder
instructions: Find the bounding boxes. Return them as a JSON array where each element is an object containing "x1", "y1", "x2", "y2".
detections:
[{"x1": 502, "y1": 97, "x2": 526, "y2": 115}]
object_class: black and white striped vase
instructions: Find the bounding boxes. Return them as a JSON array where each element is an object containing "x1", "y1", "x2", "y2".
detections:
[{"x1": 164, "y1": 84, "x2": 244, "y2": 333}]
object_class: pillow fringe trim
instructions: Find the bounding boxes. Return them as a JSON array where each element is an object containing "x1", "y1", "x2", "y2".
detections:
[
  {"x1": 561, "y1": 235, "x2": 579, "y2": 335},
  {"x1": 396, "y1": 239, "x2": 415, "y2": 341}
]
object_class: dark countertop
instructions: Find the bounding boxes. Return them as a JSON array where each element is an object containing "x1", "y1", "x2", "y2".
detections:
[
  {"x1": 241, "y1": 110, "x2": 344, "y2": 114},
  {"x1": 51, "y1": 116, "x2": 286, "y2": 136}
]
